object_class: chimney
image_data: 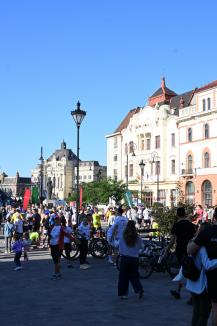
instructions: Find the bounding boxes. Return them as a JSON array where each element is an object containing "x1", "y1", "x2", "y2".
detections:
[{"x1": 161, "y1": 77, "x2": 166, "y2": 94}]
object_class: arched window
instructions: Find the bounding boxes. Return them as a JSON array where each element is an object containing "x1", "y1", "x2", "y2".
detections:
[
  {"x1": 187, "y1": 154, "x2": 193, "y2": 173},
  {"x1": 207, "y1": 98, "x2": 211, "y2": 110},
  {"x1": 204, "y1": 123, "x2": 209, "y2": 139},
  {"x1": 188, "y1": 128, "x2": 192, "y2": 142},
  {"x1": 202, "y1": 180, "x2": 212, "y2": 206},
  {"x1": 185, "y1": 181, "x2": 195, "y2": 204},
  {"x1": 203, "y1": 99, "x2": 206, "y2": 111},
  {"x1": 204, "y1": 152, "x2": 210, "y2": 168}
]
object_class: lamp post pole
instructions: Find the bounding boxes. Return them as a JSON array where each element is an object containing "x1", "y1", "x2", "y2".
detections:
[
  {"x1": 125, "y1": 142, "x2": 136, "y2": 191},
  {"x1": 39, "y1": 146, "x2": 44, "y2": 204},
  {"x1": 139, "y1": 160, "x2": 145, "y2": 204},
  {"x1": 151, "y1": 151, "x2": 160, "y2": 202},
  {"x1": 71, "y1": 101, "x2": 86, "y2": 225}
]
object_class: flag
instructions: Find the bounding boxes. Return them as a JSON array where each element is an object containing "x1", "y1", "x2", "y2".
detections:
[
  {"x1": 23, "y1": 188, "x2": 31, "y2": 210},
  {"x1": 31, "y1": 186, "x2": 39, "y2": 204},
  {"x1": 80, "y1": 186, "x2": 83, "y2": 209},
  {"x1": 125, "y1": 190, "x2": 133, "y2": 208}
]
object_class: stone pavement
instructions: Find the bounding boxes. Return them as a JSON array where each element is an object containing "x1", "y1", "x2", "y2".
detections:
[{"x1": 0, "y1": 247, "x2": 201, "y2": 326}]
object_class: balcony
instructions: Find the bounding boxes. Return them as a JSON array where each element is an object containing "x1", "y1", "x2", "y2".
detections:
[{"x1": 181, "y1": 169, "x2": 194, "y2": 177}]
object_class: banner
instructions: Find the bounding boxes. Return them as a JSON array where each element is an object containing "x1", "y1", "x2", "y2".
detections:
[
  {"x1": 31, "y1": 186, "x2": 39, "y2": 204},
  {"x1": 80, "y1": 186, "x2": 83, "y2": 209},
  {"x1": 125, "y1": 190, "x2": 133, "y2": 208},
  {"x1": 23, "y1": 188, "x2": 31, "y2": 210}
]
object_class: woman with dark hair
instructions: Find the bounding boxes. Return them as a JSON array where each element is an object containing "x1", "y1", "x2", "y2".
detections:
[{"x1": 118, "y1": 220, "x2": 143, "y2": 299}]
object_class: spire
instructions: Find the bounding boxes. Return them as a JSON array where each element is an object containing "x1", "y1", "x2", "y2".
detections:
[
  {"x1": 61, "y1": 139, "x2": 66, "y2": 150},
  {"x1": 161, "y1": 77, "x2": 166, "y2": 94}
]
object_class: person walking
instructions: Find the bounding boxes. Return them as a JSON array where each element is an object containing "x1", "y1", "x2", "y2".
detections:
[
  {"x1": 4, "y1": 217, "x2": 14, "y2": 253},
  {"x1": 168, "y1": 206, "x2": 196, "y2": 299},
  {"x1": 78, "y1": 217, "x2": 91, "y2": 269},
  {"x1": 118, "y1": 220, "x2": 144, "y2": 299},
  {"x1": 188, "y1": 207, "x2": 217, "y2": 326},
  {"x1": 12, "y1": 234, "x2": 24, "y2": 271}
]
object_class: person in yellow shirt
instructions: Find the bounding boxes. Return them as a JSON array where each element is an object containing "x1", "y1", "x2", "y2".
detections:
[
  {"x1": 92, "y1": 207, "x2": 101, "y2": 230},
  {"x1": 11, "y1": 209, "x2": 22, "y2": 223}
]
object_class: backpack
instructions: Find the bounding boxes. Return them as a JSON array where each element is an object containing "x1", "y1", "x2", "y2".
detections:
[{"x1": 182, "y1": 255, "x2": 201, "y2": 281}]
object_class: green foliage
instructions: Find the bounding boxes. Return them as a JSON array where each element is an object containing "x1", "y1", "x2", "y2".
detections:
[
  {"x1": 152, "y1": 202, "x2": 195, "y2": 237},
  {"x1": 68, "y1": 178, "x2": 126, "y2": 206}
]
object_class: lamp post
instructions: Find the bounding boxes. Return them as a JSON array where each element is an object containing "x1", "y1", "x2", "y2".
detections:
[
  {"x1": 39, "y1": 146, "x2": 44, "y2": 204},
  {"x1": 139, "y1": 159, "x2": 145, "y2": 204},
  {"x1": 151, "y1": 151, "x2": 160, "y2": 202},
  {"x1": 125, "y1": 142, "x2": 136, "y2": 190},
  {"x1": 71, "y1": 101, "x2": 86, "y2": 225}
]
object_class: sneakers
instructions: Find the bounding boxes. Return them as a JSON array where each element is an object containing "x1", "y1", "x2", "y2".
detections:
[
  {"x1": 108, "y1": 259, "x2": 114, "y2": 264},
  {"x1": 14, "y1": 266, "x2": 22, "y2": 271},
  {"x1": 138, "y1": 290, "x2": 144, "y2": 300},
  {"x1": 80, "y1": 264, "x2": 91, "y2": 270},
  {"x1": 120, "y1": 295, "x2": 128, "y2": 300},
  {"x1": 170, "y1": 290, "x2": 181, "y2": 299},
  {"x1": 51, "y1": 273, "x2": 62, "y2": 280}
]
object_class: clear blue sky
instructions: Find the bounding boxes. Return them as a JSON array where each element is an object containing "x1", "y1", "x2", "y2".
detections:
[{"x1": 1, "y1": 0, "x2": 217, "y2": 177}]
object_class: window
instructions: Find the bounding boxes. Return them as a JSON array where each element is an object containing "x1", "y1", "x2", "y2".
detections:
[
  {"x1": 171, "y1": 133, "x2": 175, "y2": 147},
  {"x1": 203, "y1": 99, "x2": 206, "y2": 111},
  {"x1": 114, "y1": 137, "x2": 118, "y2": 149},
  {"x1": 155, "y1": 161, "x2": 160, "y2": 175},
  {"x1": 155, "y1": 135, "x2": 160, "y2": 149},
  {"x1": 113, "y1": 169, "x2": 117, "y2": 181},
  {"x1": 185, "y1": 181, "x2": 195, "y2": 204},
  {"x1": 187, "y1": 155, "x2": 193, "y2": 173},
  {"x1": 129, "y1": 141, "x2": 135, "y2": 154},
  {"x1": 146, "y1": 138, "x2": 151, "y2": 150},
  {"x1": 188, "y1": 128, "x2": 192, "y2": 142},
  {"x1": 171, "y1": 160, "x2": 175, "y2": 174},
  {"x1": 204, "y1": 152, "x2": 210, "y2": 168},
  {"x1": 140, "y1": 134, "x2": 144, "y2": 150},
  {"x1": 83, "y1": 175, "x2": 87, "y2": 180},
  {"x1": 202, "y1": 180, "x2": 212, "y2": 206},
  {"x1": 114, "y1": 154, "x2": 118, "y2": 162},
  {"x1": 88, "y1": 175, "x2": 91, "y2": 179},
  {"x1": 129, "y1": 164, "x2": 134, "y2": 177},
  {"x1": 204, "y1": 124, "x2": 209, "y2": 139},
  {"x1": 207, "y1": 98, "x2": 211, "y2": 110}
]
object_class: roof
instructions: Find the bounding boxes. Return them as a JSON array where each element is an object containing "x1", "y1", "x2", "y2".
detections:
[
  {"x1": 150, "y1": 86, "x2": 177, "y2": 98},
  {"x1": 47, "y1": 148, "x2": 78, "y2": 161},
  {"x1": 195, "y1": 80, "x2": 217, "y2": 93},
  {"x1": 115, "y1": 107, "x2": 140, "y2": 133},
  {"x1": 170, "y1": 90, "x2": 194, "y2": 109}
]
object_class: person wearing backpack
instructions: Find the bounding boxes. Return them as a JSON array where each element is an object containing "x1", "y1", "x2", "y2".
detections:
[
  {"x1": 188, "y1": 207, "x2": 217, "y2": 326},
  {"x1": 184, "y1": 222, "x2": 217, "y2": 326},
  {"x1": 168, "y1": 206, "x2": 196, "y2": 299},
  {"x1": 4, "y1": 216, "x2": 14, "y2": 253}
]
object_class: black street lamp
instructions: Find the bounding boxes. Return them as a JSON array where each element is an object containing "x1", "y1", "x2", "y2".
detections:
[
  {"x1": 125, "y1": 142, "x2": 136, "y2": 190},
  {"x1": 151, "y1": 151, "x2": 160, "y2": 202},
  {"x1": 39, "y1": 146, "x2": 44, "y2": 204},
  {"x1": 71, "y1": 101, "x2": 86, "y2": 225},
  {"x1": 139, "y1": 160, "x2": 145, "y2": 204}
]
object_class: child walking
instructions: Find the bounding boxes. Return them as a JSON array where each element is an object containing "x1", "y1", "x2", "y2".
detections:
[
  {"x1": 78, "y1": 217, "x2": 91, "y2": 270},
  {"x1": 23, "y1": 232, "x2": 32, "y2": 262},
  {"x1": 12, "y1": 234, "x2": 24, "y2": 271}
]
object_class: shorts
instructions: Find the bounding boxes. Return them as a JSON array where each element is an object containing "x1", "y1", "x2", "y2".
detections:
[
  {"x1": 50, "y1": 245, "x2": 62, "y2": 264},
  {"x1": 206, "y1": 270, "x2": 217, "y2": 302}
]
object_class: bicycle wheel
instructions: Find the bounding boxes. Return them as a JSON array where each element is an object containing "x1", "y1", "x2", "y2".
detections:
[
  {"x1": 166, "y1": 252, "x2": 180, "y2": 278},
  {"x1": 91, "y1": 238, "x2": 109, "y2": 259},
  {"x1": 61, "y1": 240, "x2": 80, "y2": 260},
  {"x1": 138, "y1": 256, "x2": 154, "y2": 279}
]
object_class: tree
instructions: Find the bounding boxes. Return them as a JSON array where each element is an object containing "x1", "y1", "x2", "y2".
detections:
[{"x1": 67, "y1": 178, "x2": 126, "y2": 206}]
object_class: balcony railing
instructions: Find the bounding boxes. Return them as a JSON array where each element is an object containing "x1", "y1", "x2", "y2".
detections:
[{"x1": 181, "y1": 169, "x2": 194, "y2": 176}]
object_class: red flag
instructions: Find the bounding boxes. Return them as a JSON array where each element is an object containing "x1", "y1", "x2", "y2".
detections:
[
  {"x1": 80, "y1": 186, "x2": 83, "y2": 209},
  {"x1": 23, "y1": 188, "x2": 31, "y2": 210}
]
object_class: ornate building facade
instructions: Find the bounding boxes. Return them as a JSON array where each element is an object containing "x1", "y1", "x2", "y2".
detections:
[{"x1": 106, "y1": 78, "x2": 217, "y2": 207}]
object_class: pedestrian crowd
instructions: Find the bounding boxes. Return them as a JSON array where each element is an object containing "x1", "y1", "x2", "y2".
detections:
[{"x1": 1, "y1": 202, "x2": 217, "y2": 325}]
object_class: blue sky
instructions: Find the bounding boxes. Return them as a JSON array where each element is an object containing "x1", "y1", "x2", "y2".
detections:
[{"x1": 0, "y1": 0, "x2": 217, "y2": 176}]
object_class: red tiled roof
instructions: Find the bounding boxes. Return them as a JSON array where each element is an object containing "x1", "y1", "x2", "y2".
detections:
[{"x1": 195, "y1": 80, "x2": 217, "y2": 93}]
